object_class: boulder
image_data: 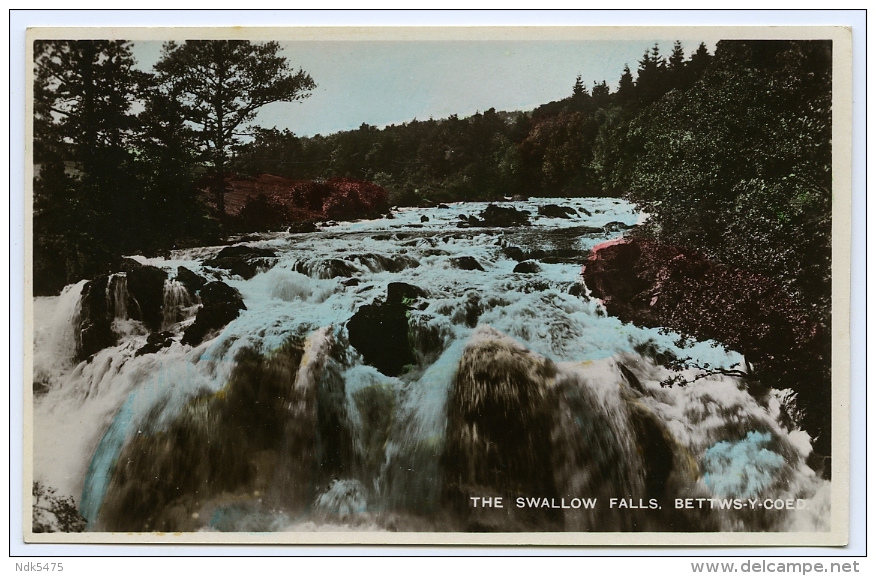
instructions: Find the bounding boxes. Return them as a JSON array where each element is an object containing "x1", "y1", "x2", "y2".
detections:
[
  {"x1": 135, "y1": 331, "x2": 175, "y2": 356},
  {"x1": 443, "y1": 327, "x2": 560, "y2": 530},
  {"x1": 501, "y1": 246, "x2": 526, "y2": 262},
  {"x1": 176, "y1": 266, "x2": 207, "y2": 293},
  {"x1": 347, "y1": 300, "x2": 416, "y2": 377},
  {"x1": 537, "y1": 204, "x2": 577, "y2": 219},
  {"x1": 181, "y1": 281, "x2": 247, "y2": 346},
  {"x1": 77, "y1": 275, "x2": 115, "y2": 360},
  {"x1": 126, "y1": 265, "x2": 169, "y2": 332},
  {"x1": 513, "y1": 261, "x2": 541, "y2": 274},
  {"x1": 603, "y1": 221, "x2": 632, "y2": 234},
  {"x1": 204, "y1": 245, "x2": 277, "y2": 280},
  {"x1": 476, "y1": 204, "x2": 531, "y2": 227},
  {"x1": 451, "y1": 256, "x2": 485, "y2": 272},
  {"x1": 387, "y1": 282, "x2": 427, "y2": 304}
]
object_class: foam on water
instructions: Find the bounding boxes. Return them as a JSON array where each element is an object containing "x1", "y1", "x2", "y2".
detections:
[{"x1": 31, "y1": 197, "x2": 827, "y2": 532}]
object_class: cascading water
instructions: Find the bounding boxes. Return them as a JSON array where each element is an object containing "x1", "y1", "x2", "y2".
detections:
[{"x1": 31, "y1": 197, "x2": 830, "y2": 533}]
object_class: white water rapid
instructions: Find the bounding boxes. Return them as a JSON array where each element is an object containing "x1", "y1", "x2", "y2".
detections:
[{"x1": 31, "y1": 197, "x2": 829, "y2": 533}]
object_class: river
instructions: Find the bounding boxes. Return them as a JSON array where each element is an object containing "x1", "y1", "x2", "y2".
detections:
[{"x1": 31, "y1": 197, "x2": 829, "y2": 533}]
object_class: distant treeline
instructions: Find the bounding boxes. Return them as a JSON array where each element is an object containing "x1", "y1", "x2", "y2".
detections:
[
  {"x1": 234, "y1": 41, "x2": 714, "y2": 203},
  {"x1": 33, "y1": 38, "x2": 832, "y2": 328}
]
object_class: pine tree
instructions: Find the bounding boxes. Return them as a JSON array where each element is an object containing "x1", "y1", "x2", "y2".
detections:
[
  {"x1": 154, "y1": 40, "x2": 316, "y2": 218},
  {"x1": 668, "y1": 40, "x2": 686, "y2": 89},
  {"x1": 616, "y1": 64, "x2": 635, "y2": 104},
  {"x1": 572, "y1": 74, "x2": 587, "y2": 98},
  {"x1": 32, "y1": 40, "x2": 145, "y2": 292}
]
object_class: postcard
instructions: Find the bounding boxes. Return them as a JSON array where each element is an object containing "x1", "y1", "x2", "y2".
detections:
[{"x1": 24, "y1": 25, "x2": 851, "y2": 545}]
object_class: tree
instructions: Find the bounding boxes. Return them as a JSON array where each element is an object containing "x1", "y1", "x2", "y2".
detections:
[
  {"x1": 32, "y1": 40, "x2": 144, "y2": 293},
  {"x1": 154, "y1": 40, "x2": 316, "y2": 217},
  {"x1": 572, "y1": 74, "x2": 587, "y2": 98},
  {"x1": 616, "y1": 64, "x2": 635, "y2": 104}
]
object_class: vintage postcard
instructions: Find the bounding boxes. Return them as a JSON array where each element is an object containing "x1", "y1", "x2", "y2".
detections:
[{"x1": 24, "y1": 25, "x2": 851, "y2": 545}]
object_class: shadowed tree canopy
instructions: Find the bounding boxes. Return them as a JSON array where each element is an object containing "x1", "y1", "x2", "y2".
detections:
[{"x1": 154, "y1": 40, "x2": 316, "y2": 216}]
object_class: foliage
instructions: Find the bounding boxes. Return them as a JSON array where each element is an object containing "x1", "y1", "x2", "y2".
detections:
[
  {"x1": 153, "y1": 40, "x2": 316, "y2": 215},
  {"x1": 32, "y1": 482, "x2": 86, "y2": 532},
  {"x1": 622, "y1": 40, "x2": 832, "y2": 322}
]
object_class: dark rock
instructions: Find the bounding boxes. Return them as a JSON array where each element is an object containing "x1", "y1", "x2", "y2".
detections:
[
  {"x1": 420, "y1": 215, "x2": 430, "y2": 223},
  {"x1": 126, "y1": 265, "x2": 168, "y2": 332},
  {"x1": 293, "y1": 258, "x2": 359, "y2": 279},
  {"x1": 443, "y1": 328, "x2": 560, "y2": 530},
  {"x1": 204, "y1": 245, "x2": 278, "y2": 280},
  {"x1": 537, "y1": 204, "x2": 578, "y2": 219},
  {"x1": 181, "y1": 281, "x2": 246, "y2": 346},
  {"x1": 502, "y1": 246, "x2": 526, "y2": 262},
  {"x1": 353, "y1": 253, "x2": 420, "y2": 274},
  {"x1": 176, "y1": 266, "x2": 206, "y2": 293},
  {"x1": 437, "y1": 203, "x2": 450, "y2": 209},
  {"x1": 511, "y1": 194, "x2": 529, "y2": 201},
  {"x1": 568, "y1": 283, "x2": 586, "y2": 298},
  {"x1": 342, "y1": 278, "x2": 360, "y2": 287},
  {"x1": 347, "y1": 300, "x2": 416, "y2": 377},
  {"x1": 513, "y1": 261, "x2": 541, "y2": 274},
  {"x1": 118, "y1": 257, "x2": 144, "y2": 272},
  {"x1": 578, "y1": 207, "x2": 592, "y2": 216},
  {"x1": 387, "y1": 282, "x2": 427, "y2": 304},
  {"x1": 288, "y1": 220, "x2": 318, "y2": 234},
  {"x1": 603, "y1": 221, "x2": 631, "y2": 233},
  {"x1": 458, "y1": 214, "x2": 468, "y2": 221},
  {"x1": 135, "y1": 331, "x2": 175, "y2": 356},
  {"x1": 77, "y1": 275, "x2": 115, "y2": 360},
  {"x1": 452, "y1": 256, "x2": 485, "y2": 271}
]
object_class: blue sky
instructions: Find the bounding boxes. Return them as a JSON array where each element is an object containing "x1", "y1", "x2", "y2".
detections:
[{"x1": 132, "y1": 37, "x2": 716, "y2": 138}]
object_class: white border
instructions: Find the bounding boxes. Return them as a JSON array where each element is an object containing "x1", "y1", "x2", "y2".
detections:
[{"x1": 7, "y1": 9, "x2": 868, "y2": 559}]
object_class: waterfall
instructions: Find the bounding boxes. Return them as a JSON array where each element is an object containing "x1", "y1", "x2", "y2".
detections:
[
  {"x1": 30, "y1": 197, "x2": 829, "y2": 534},
  {"x1": 161, "y1": 278, "x2": 197, "y2": 331}
]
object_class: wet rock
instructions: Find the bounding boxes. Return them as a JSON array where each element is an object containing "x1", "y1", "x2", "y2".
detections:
[
  {"x1": 135, "y1": 331, "x2": 175, "y2": 356},
  {"x1": 77, "y1": 275, "x2": 115, "y2": 361},
  {"x1": 578, "y1": 207, "x2": 592, "y2": 217},
  {"x1": 475, "y1": 204, "x2": 531, "y2": 227},
  {"x1": 98, "y1": 337, "x2": 310, "y2": 531},
  {"x1": 537, "y1": 204, "x2": 578, "y2": 219},
  {"x1": 438, "y1": 203, "x2": 450, "y2": 209},
  {"x1": 126, "y1": 265, "x2": 168, "y2": 332},
  {"x1": 387, "y1": 282, "x2": 427, "y2": 304},
  {"x1": 118, "y1": 257, "x2": 144, "y2": 272},
  {"x1": 288, "y1": 220, "x2": 318, "y2": 234},
  {"x1": 502, "y1": 246, "x2": 526, "y2": 262},
  {"x1": 342, "y1": 278, "x2": 360, "y2": 287},
  {"x1": 293, "y1": 258, "x2": 359, "y2": 279},
  {"x1": 568, "y1": 283, "x2": 586, "y2": 298},
  {"x1": 603, "y1": 221, "x2": 631, "y2": 233},
  {"x1": 353, "y1": 253, "x2": 420, "y2": 274},
  {"x1": 513, "y1": 261, "x2": 541, "y2": 274},
  {"x1": 420, "y1": 215, "x2": 430, "y2": 223},
  {"x1": 347, "y1": 300, "x2": 416, "y2": 377},
  {"x1": 451, "y1": 256, "x2": 485, "y2": 271},
  {"x1": 204, "y1": 245, "x2": 277, "y2": 280},
  {"x1": 176, "y1": 266, "x2": 207, "y2": 293},
  {"x1": 443, "y1": 327, "x2": 560, "y2": 530},
  {"x1": 181, "y1": 281, "x2": 246, "y2": 346}
]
